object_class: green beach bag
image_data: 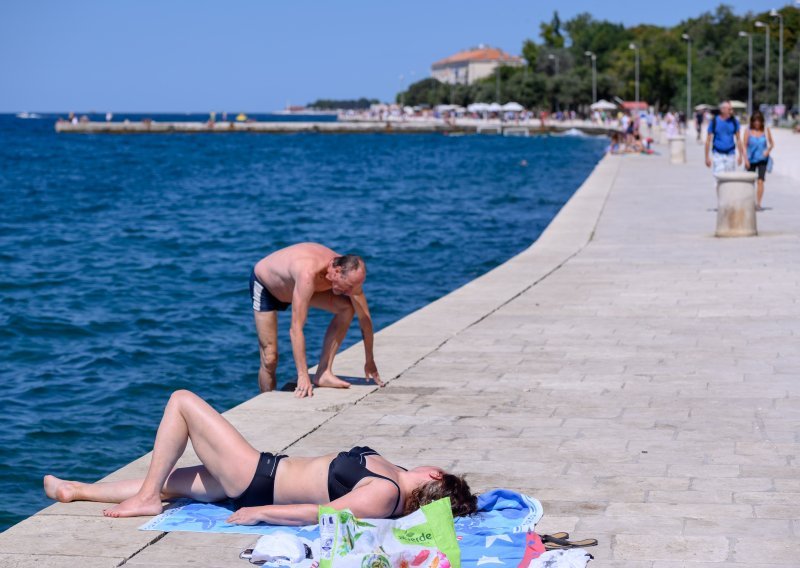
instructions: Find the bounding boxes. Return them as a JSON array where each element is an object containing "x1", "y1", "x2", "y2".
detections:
[{"x1": 318, "y1": 497, "x2": 460, "y2": 568}]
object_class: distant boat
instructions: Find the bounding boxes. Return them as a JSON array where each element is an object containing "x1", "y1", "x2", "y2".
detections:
[{"x1": 16, "y1": 112, "x2": 42, "y2": 119}]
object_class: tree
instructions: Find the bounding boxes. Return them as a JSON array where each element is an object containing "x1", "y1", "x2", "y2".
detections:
[{"x1": 393, "y1": 5, "x2": 800, "y2": 114}]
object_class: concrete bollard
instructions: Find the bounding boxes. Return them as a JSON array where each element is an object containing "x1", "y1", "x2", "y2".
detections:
[
  {"x1": 668, "y1": 136, "x2": 686, "y2": 164},
  {"x1": 714, "y1": 172, "x2": 758, "y2": 237}
]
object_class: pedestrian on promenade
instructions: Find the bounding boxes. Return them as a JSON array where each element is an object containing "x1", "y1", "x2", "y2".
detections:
[
  {"x1": 695, "y1": 109, "x2": 704, "y2": 142},
  {"x1": 251, "y1": 242, "x2": 381, "y2": 397},
  {"x1": 743, "y1": 110, "x2": 775, "y2": 210},
  {"x1": 44, "y1": 390, "x2": 477, "y2": 522},
  {"x1": 704, "y1": 101, "x2": 743, "y2": 173}
]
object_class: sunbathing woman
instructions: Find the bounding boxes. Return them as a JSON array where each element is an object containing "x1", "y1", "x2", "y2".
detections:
[{"x1": 44, "y1": 390, "x2": 477, "y2": 525}]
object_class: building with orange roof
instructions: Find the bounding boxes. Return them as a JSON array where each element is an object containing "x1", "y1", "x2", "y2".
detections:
[{"x1": 431, "y1": 44, "x2": 524, "y2": 86}]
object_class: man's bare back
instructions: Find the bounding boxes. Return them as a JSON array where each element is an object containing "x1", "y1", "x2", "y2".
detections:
[
  {"x1": 254, "y1": 243, "x2": 341, "y2": 303},
  {"x1": 250, "y1": 242, "x2": 380, "y2": 397}
]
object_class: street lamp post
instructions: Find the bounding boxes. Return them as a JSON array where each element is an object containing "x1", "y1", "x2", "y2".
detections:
[
  {"x1": 548, "y1": 54, "x2": 560, "y2": 111},
  {"x1": 754, "y1": 21, "x2": 770, "y2": 104},
  {"x1": 681, "y1": 34, "x2": 692, "y2": 121},
  {"x1": 629, "y1": 43, "x2": 640, "y2": 103},
  {"x1": 770, "y1": 9, "x2": 784, "y2": 108},
  {"x1": 585, "y1": 51, "x2": 597, "y2": 103},
  {"x1": 739, "y1": 31, "x2": 753, "y2": 117}
]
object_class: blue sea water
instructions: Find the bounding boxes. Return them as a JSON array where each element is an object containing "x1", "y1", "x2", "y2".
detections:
[{"x1": 0, "y1": 113, "x2": 605, "y2": 532}]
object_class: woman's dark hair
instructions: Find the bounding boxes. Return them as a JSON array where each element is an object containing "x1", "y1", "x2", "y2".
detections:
[
  {"x1": 750, "y1": 111, "x2": 765, "y2": 130},
  {"x1": 332, "y1": 254, "x2": 364, "y2": 276},
  {"x1": 404, "y1": 473, "x2": 478, "y2": 517}
]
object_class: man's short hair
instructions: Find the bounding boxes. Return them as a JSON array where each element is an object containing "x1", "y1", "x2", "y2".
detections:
[{"x1": 332, "y1": 254, "x2": 365, "y2": 277}]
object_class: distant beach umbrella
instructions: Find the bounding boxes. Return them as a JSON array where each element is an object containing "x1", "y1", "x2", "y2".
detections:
[
  {"x1": 501, "y1": 102, "x2": 525, "y2": 112},
  {"x1": 467, "y1": 103, "x2": 490, "y2": 112},
  {"x1": 487, "y1": 102, "x2": 503, "y2": 112},
  {"x1": 590, "y1": 99, "x2": 617, "y2": 111}
]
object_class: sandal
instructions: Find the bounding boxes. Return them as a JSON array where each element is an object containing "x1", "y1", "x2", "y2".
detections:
[{"x1": 541, "y1": 534, "x2": 598, "y2": 550}]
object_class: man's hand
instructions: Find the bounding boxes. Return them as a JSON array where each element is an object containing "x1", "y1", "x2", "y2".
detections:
[
  {"x1": 227, "y1": 507, "x2": 264, "y2": 525},
  {"x1": 705, "y1": 156, "x2": 712, "y2": 168},
  {"x1": 364, "y1": 359, "x2": 383, "y2": 387},
  {"x1": 295, "y1": 375, "x2": 314, "y2": 398}
]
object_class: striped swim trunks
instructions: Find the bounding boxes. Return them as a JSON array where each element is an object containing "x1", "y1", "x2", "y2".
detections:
[{"x1": 249, "y1": 270, "x2": 291, "y2": 312}]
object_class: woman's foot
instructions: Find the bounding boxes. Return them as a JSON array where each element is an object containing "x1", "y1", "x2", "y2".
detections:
[
  {"x1": 103, "y1": 493, "x2": 163, "y2": 518},
  {"x1": 313, "y1": 369, "x2": 351, "y2": 389},
  {"x1": 43, "y1": 475, "x2": 79, "y2": 503}
]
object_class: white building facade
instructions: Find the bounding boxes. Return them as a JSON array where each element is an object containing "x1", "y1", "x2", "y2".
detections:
[{"x1": 431, "y1": 44, "x2": 524, "y2": 85}]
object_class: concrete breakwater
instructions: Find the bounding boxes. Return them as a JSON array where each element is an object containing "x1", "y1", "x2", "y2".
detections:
[{"x1": 54, "y1": 119, "x2": 616, "y2": 136}]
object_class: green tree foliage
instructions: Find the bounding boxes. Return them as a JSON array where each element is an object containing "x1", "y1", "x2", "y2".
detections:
[
  {"x1": 308, "y1": 98, "x2": 379, "y2": 110},
  {"x1": 395, "y1": 4, "x2": 800, "y2": 113}
]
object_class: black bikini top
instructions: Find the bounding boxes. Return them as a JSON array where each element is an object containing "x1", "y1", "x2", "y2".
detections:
[{"x1": 327, "y1": 446, "x2": 405, "y2": 515}]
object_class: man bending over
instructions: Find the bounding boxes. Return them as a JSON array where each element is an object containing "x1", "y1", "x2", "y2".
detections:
[{"x1": 250, "y1": 242, "x2": 381, "y2": 397}]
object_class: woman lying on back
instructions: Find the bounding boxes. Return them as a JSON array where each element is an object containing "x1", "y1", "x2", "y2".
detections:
[{"x1": 44, "y1": 390, "x2": 477, "y2": 525}]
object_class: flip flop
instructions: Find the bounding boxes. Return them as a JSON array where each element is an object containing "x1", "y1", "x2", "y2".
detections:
[
  {"x1": 544, "y1": 532, "x2": 569, "y2": 540},
  {"x1": 541, "y1": 534, "x2": 598, "y2": 549}
]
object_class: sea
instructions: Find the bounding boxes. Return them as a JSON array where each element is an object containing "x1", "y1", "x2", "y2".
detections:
[{"x1": 0, "y1": 112, "x2": 606, "y2": 531}]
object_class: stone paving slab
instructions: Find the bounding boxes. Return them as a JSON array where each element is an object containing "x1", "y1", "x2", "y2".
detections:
[{"x1": 2, "y1": 137, "x2": 799, "y2": 567}]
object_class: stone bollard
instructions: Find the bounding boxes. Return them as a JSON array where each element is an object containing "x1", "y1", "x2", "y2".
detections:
[
  {"x1": 668, "y1": 136, "x2": 686, "y2": 164},
  {"x1": 714, "y1": 172, "x2": 758, "y2": 237}
]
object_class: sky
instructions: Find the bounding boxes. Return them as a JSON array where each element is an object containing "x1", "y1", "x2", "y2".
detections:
[{"x1": 0, "y1": 0, "x2": 784, "y2": 112}]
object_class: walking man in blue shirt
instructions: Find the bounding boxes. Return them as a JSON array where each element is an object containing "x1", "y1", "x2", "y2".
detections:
[{"x1": 704, "y1": 101, "x2": 743, "y2": 173}]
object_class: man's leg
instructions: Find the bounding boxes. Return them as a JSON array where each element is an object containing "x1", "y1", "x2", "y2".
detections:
[
  {"x1": 309, "y1": 291, "x2": 354, "y2": 389},
  {"x1": 254, "y1": 311, "x2": 279, "y2": 392}
]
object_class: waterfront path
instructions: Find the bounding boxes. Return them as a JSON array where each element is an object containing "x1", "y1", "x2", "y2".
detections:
[{"x1": 2, "y1": 136, "x2": 799, "y2": 567}]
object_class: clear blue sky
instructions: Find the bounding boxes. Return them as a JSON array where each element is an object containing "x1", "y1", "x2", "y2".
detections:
[{"x1": 0, "y1": 0, "x2": 781, "y2": 112}]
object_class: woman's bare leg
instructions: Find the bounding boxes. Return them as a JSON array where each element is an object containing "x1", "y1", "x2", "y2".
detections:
[
  {"x1": 757, "y1": 179, "x2": 765, "y2": 207},
  {"x1": 94, "y1": 390, "x2": 259, "y2": 517},
  {"x1": 44, "y1": 465, "x2": 228, "y2": 505}
]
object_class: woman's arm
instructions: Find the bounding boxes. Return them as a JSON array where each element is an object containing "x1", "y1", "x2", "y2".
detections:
[
  {"x1": 742, "y1": 130, "x2": 750, "y2": 169},
  {"x1": 227, "y1": 503, "x2": 319, "y2": 526},
  {"x1": 765, "y1": 127, "x2": 774, "y2": 156},
  {"x1": 226, "y1": 481, "x2": 398, "y2": 525}
]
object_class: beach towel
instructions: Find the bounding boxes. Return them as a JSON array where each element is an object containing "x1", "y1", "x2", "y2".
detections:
[{"x1": 141, "y1": 489, "x2": 544, "y2": 566}]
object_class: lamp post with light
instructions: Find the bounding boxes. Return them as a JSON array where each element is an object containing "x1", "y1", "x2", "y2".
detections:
[
  {"x1": 739, "y1": 31, "x2": 753, "y2": 117},
  {"x1": 770, "y1": 9, "x2": 783, "y2": 108},
  {"x1": 629, "y1": 43, "x2": 640, "y2": 103},
  {"x1": 681, "y1": 34, "x2": 692, "y2": 121},
  {"x1": 754, "y1": 21, "x2": 770, "y2": 104},
  {"x1": 585, "y1": 51, "x2": 597, "y2": 103}
]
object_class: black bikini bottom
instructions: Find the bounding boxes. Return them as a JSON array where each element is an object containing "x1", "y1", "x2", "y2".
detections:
[{"x1": 232, "y1": 452, "x2": 287, "y2": 509}]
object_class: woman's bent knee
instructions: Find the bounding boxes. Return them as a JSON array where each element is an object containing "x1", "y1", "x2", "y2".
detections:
[{"x1": 169, "y1": 389, "x2": 199, "y2": 407}]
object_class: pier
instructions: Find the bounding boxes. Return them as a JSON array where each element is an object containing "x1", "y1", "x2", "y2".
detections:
[
  {"x1": 54, "y1": 119, "x2": 616, "y2": 136},
  {"x1": 2, "y1": 132, "x2": 799, "y2": 566}
]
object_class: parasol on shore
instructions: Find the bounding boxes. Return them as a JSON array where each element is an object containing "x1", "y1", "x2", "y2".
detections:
[{"x1": 590, "y1": 99, "x2": 617, "y2": 111}]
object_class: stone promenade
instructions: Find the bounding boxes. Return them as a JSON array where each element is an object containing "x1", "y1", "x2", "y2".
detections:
[{"x1": 1, "y1": 135, "x2": 798, "y2": 567}]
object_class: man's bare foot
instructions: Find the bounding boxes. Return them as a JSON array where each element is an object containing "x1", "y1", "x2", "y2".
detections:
[
  {"x1": 103, "y1": 494, "x2": 163, "y2": 518},
  {"x1": 43, "y1": 475, "x2": 79, "y2": 503},
  {"x1": 313, "y1": 370, "x2": 351, "y2": 389}
]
